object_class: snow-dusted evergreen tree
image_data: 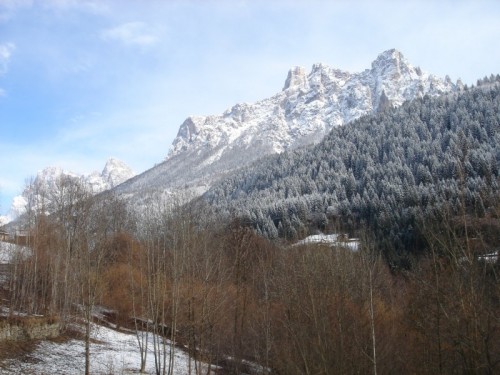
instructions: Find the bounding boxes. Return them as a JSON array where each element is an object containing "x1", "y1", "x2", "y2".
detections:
[{"x1": 204, "y1": 78, "x2": 500, "y2": 261}]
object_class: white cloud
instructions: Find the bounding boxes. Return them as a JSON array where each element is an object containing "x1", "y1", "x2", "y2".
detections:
[
  {"x1": 0, "y1": 42, "x2": 14, "y2": 97},
  {"x1": 0, "y1": 42, "x2": 15, "y2": 74},
  {"x1": 101, "y1": 22, "x2": 159, "y2": 47}
]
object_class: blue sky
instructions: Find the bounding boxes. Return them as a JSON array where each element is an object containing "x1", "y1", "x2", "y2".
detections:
[{"x1": 0, "y1": 0, "x2": 499, "y2": 214}]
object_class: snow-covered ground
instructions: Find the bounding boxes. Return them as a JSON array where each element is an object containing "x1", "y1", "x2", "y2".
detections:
[
  {"x1": 295, "y1": 233, "x2": 360, "y2": 251},
  {"x1": 1, "y1": 247, "x2": 211, "y2": 375},
  {"x1": 478, "y1": 252, "x2": 499, "y2": 263},
  {"x1": 0, "y1": 241, "x2": 29, "y2": 264},
  {"x1": 1, "y1": 322, "x2": 209, "y2": 374}
]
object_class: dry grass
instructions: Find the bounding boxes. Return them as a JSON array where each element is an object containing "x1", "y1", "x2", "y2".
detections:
[{"x1": 0, "y1": 339, "x2": 39, "y2": 363}]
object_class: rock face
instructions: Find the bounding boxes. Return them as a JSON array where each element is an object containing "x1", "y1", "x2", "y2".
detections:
[
  {"x1": 87, "y1": 158, "x2": 135, "y2": 192},
  {"x1": 115, "y1": 49, "x2": 457, "y2": 201},
  {"x1": 284, "y1": 66, "x2": 308, "y2": 91},
  {"x1": 168, "y1": 49, "x2": 455, "y2": 159}
]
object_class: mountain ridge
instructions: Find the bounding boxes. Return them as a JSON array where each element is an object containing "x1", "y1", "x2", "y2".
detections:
[
  {"x1": 203, "y1": 80, "x2": 500, "y2": 247},
  {"x1": 2, "y1": 49, "x2": 461, "y2": 220},
  {"x1": 114, "y1": 49, "x2": 458, "y2": 202}
]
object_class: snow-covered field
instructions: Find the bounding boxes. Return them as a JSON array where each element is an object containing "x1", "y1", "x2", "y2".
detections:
[
  {"x1": 295, "y1": 233, "x2": 360, "y2": 251},
  {"x1": 1, "y1": 323, "x2": 207, "y2": 375}
]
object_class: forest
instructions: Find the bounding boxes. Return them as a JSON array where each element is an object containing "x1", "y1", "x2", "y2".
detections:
[
  {"x1": 205, "y1": 76, "x2": 500, "y2": 266},
  {"x1": 0, "y1": 78, "x2": 499, "y2": 375}
]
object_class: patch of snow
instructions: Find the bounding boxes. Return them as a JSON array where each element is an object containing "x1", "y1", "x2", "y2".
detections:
[
  {"x1": 295, "y1": 233, "x2": 360, "y2": 251},
  {"x1": 297, "y1": 233, "x2": 341, "y2": 244},
  {"x1": 0, "y1": 241, "x2": 29, "y2": 264},
  {"x1": 478, "y1": 252, "x2": 499, "y2": 264},
  {"x1": 1, "y1": 322, "x2": 212, "y2": 375}
]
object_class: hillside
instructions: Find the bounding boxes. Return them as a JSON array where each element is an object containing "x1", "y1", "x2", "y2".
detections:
[{"x1": 204, "y1": 77, "x2": 500, "y2": 259}]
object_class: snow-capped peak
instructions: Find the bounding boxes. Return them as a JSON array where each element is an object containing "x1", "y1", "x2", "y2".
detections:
[
  {"x1": 101, "y1": 157, "x2": 135, "y2": 188},
  {"x1": 283, "y1": 66, "x2": 308, "y2": 91},
  {"x1": 0, "y1": 158, "x2": 134, "y2": 224},
  {"x1": 167, "y1": 49, "x2": 457, "y2": 161},
  {"x1": 371, "y1": 48, "x2": 408, "y2": 72},
  {"x1": 115, "y1": 49, "x2": 458, "y2": 203}
]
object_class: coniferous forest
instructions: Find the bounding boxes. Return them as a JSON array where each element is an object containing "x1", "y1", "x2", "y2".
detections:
[
  {"x1": 1, "y1": 79, "x2": 499, "y2": 374},
  {"x1": 205, "y1": 78, "x2": 500, "y2": 265}
]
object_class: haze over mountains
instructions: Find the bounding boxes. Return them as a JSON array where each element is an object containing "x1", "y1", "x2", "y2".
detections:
[{"x1": 2, "y1": 49, "x2": 459, "y2": 222}]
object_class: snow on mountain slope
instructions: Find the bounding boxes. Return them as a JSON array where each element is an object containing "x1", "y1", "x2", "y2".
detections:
[
  {"x1": 169, "y1": 49, "x2": 456, "y2": 158},
  {"x1": 0, "y1": 158, "x2": 134, "y2": 224},
  {"x1": 88, "y1": 158, "x2": 135, "y2": 192},
  {"x1": 115, "y1": 49, "x2": 457, "y2": 201}
]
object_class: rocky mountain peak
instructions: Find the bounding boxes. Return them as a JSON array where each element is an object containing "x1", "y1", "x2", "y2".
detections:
[
  {"x1": 169, "y1": 116, "x2": 205, "y2": 157},
  {"x1": 165, "y1": 49, "x2": 456, "y2": 162},
  {"x1": 113, "y1": 49, "x2": 457, "y2": 204},
  {"x1": 101, "y1": 157, "x2": 135, "y2": 188},
  {"x1": 176, "y1": 117, "x2": 199, "y2": 141},
  {"x1": 371, "y1": 48, "x2": 412, "y2": 79},
  {"x1": 283, "y1": 66, "x2": 308, "y2": 91},
  {"x1": 372, "y1": 48, "x2": 406, "y2": 68}
]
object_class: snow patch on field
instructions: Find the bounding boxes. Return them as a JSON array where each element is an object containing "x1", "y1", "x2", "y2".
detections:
[
  {"x1": 296, "y1": 233, "x2": 360, "y2": 251},
  {"x1": 1, "y1": 323, "x2": 208, "y2": 375}
]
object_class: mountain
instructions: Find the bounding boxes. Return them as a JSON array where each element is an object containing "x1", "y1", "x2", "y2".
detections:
[
  {"x1": 88, "y1": 158, "x2": 136, "y2": 192},
  {"x1": 115, "y1": 49, "x2": 458, "y2": 201},
  {"x1": 0, "y1": 158, "x2": 134, "y2": 224},
  {"x1": 204, "y1": 79, "x2": 500, "y2": 258}
]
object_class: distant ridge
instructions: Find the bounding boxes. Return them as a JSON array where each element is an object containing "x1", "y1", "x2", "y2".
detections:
[{"x1": 0, "y1": 158, "x2": 134, "y2": 225}]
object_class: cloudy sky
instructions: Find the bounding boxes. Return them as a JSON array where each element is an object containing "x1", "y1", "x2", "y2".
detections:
[{"x1": 0, "y1": 0, "x2": 499, "y2": 214}]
